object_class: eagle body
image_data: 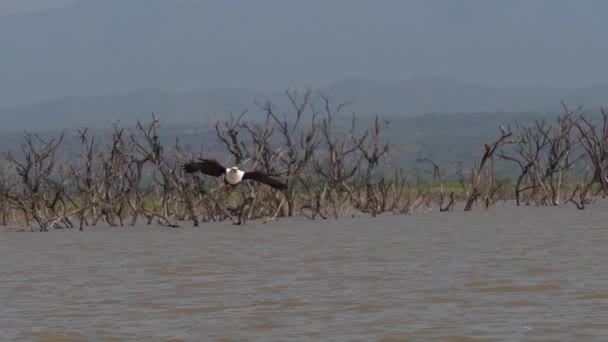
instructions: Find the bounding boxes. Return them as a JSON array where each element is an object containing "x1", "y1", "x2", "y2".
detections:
[{"x1": 225, "y1": 167, "x2": 245, "y2": 185}]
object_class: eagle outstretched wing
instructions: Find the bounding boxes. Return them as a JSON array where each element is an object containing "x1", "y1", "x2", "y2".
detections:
[
  {"x1": 243, "y1": 170, "x2": 287, "y2": 190},
  {"x1": 181, "y1": 159, "x2": 226, "y2": 177}
]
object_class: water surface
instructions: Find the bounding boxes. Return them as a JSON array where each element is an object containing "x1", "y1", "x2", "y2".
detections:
[{"x1": 1, "y1": 202, "x2": 608, "y2": 341}]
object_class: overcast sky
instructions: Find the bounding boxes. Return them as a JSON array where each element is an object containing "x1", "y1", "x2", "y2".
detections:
[
  {"x1": 1, "y1": 0, "x2": 607, "y2": 107},
  {"x1": 0, "y1": 0, "x2": 77, "y2": 14}
]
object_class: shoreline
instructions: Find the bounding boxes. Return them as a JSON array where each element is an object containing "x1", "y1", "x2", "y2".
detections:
[{"x1": 2, "y1": 197, "x2": 603, "y2": 233}]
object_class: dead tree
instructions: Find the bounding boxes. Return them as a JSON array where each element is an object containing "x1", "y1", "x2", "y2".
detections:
[
  {"x1": 397, "y1": 173, "x2": 430, "y2": 215},
  {"x1": 464, "y1": 126, "x2": 513, "y2": 211},
  {"x1": 0, "y1": 166, "x2": 15, "y2": 226},
  {"x1": 499, "y1": 122, "x2": 550, "y2": 206},
  {"x1": 214, "y1": 110, "x2": 249, "y2": 166},
  {"x1": 574, "y1": 108, "x2": 608, "y2": 197},
  {"x1": 313, "y1": 102, "x2": 360, "y2": 219},
  {"x1": 352, "y1": 115, "x2": 390, "y2": 216},
  {"x1": 537, "y1": 106, "x2": 583, "y2": 205},
  {"x1": 418, "y1": 157, "x2": 454, "y2": 211},
  {"x1": 264, "y1": 88, "x2": 321, "y2": 217},
  {"x1": 369, "y1": 163, "x2": 410, "y2": 215},
  {"x1": 67, "y1": 128, "x2": 101, "y2": 230},
  {"x1": 171, "y1": 141, "x2": 206, "y2": 225},
  {"x1": 93, "y1": 124, "x2": 141, "y2": 226},
  {"x1": 239, "y1": 120, "x2": 282, "y2": 221},
  {"x1": 298, "y1": 172, "x2": 327, "y2": 220},
  {"x1": 131, "y1": 114, "x2": 181, "y2": 227},
  {"x1": 212, "y1": 110, "x2": 281, "y2": 223},
  {"x1": 567, "y1": 166, "x2": 594, "y2": 210},
  {"x1": 5, "y1": 132, "x2": 76, "y2": 231},
  {"x1": 212, "y1": 88, "x2": 324, "y2": 220}
]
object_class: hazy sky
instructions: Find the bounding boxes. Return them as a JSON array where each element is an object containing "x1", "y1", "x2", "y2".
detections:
[
  {"x1": 0, "y1": 0, "x2": 77, "y2": 14},
  {"x1": 1, "y1": 0, "x2": 607, "y2": 107}
]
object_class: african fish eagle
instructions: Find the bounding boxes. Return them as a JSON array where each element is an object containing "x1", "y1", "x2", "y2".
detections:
[{"x1": 181, "y1": 159, "x2": 287, "y2": 190}]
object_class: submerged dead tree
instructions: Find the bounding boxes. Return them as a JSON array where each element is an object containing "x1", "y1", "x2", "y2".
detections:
[
  {"x1": 539, "y1": 106, "x2": 583, "y2": 205},
  {"x1": 500, "y1": 106, "x2": 584, "y2": 206},
  {"x1": 499, "y1": 122, "x2": 550, "y2": 206},
  {"x1": 131, "y1": 114, "x2": 182, "y2": 227},
  {"x1": 0, "y1": 166, "x2": 15, "y2": 226},
  {"x1": 575, "y1": 108, "x2": 608, "y2": 197},
  {"x1": 263, "y1": 88, "x2": 321, "y2": 217},
  {"x1": 4, "y1": 132, "x2": 76, "y2": 231},
  {"x1": 352, "y1": 115, "x2": 390, "y2": 216},
  {"x1": 419, "y1": 157, "x2": 455, "y2": 212},
  {"x1": 93, "y1": 125, "x2": 139, "y2": 226},
  {"x1": 211, "y1": 108, "x2": 285, "y2": 222},
  {"x1": 313, "y1": 98, "x2": 361, "y2": 219},
  {"x1": 68, "y1": 128, "x2": 99, "y2": 230},
  {"x1": 464, "y1": 126, "x2": 513, "y2": 211}
]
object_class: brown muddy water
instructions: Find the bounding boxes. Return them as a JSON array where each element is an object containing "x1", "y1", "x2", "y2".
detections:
[{"x1": 1, "y1": 202, "x2": 608, "y2": 341}]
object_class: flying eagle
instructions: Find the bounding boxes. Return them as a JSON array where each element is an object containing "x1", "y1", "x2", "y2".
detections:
[{"x1": 182, "y1": 159, "x2": 287, "y2": 191}]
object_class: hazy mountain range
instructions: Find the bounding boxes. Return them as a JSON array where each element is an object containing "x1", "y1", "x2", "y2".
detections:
[
  {"x1": 2, "y1": 0, "x2": 608, "y2": 132},
  {"x1": 3, "y1": 1, "x2": 608, "y2": 103},
  {"x1": 1, "y1": 77, "x2": 607, "y2": 132}
]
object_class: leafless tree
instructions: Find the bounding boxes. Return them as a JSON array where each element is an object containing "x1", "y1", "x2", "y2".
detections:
[
  {"x1": 131, "y1": 114, "x2": 182, "y2": 227},
  {"x1": 211, "y1": 109, "x2": 284, "y2": 223},
  {"x1": 499, "y1": 122, "x2": 550, "y2": 205},
  {"x1": 313, "y1": 101, "x2": 360, "y2": 219},
  {"x1": 214, "y1": 110, "x2": 249, "y2": 166},
  {"x1": 263, "y1": 88, "x2": 321, "y2": 217},
  {"x1": 418, "y1": 157, "x2": 454, "y2": 211},
  {"x1": 464, "y1": 126, "x2": 513, "y2": 211},
  {"x1": 538, "y1": 106, "x2": 583, "y2": 205},
  {"x1": 574, "y1": 108, "x2": 608, "y2": 197},
  {"x1": 352, "y1": 115, "x2": 390, "y2": 216},
  {"x1": 99, "y1": 125, "x2": 133, "y2": 226},
  {"x1": 0, "y1": 165, "x2": 15, "y2": 226},
  {"x1": 4, "y1": 132, "x2": 76, "y2": 231},
  {"x1": 67, "y1": 128, "x2": 100, "y2": 230}
]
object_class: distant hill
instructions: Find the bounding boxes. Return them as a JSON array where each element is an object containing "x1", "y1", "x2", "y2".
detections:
[
  {"x1": 3, "y1": 0, "x2": 608, "y2": 110},
  {"x1": 0, "y1": 87, "x2": 270, "y2": 132},
  {"x1": 1, "y1": 77, "x2": 608, "y2": 132}
]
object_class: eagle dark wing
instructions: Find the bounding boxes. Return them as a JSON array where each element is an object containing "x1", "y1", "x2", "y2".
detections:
[
  {"x1": 243, "y1": 171, "x2": 287, "y2": 190},
  {"x1": 181, "y1": 159, "x2": 226, "y2": 177}
]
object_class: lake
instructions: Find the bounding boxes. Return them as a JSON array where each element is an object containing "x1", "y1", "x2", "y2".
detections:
[{"x1": 1, "y1": 202, "x2": 608, "y2": 341}]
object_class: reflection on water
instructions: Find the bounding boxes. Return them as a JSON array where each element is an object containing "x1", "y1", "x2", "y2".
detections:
[{"x1": 1, "y1": 202, "x2": 608, "y2": 340}]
